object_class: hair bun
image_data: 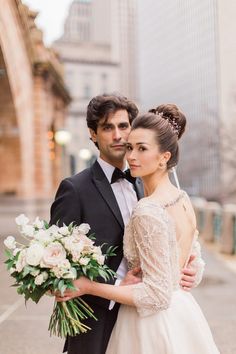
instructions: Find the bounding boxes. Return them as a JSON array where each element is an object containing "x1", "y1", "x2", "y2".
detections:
[{"x1": 148, "y1": 104, "x2": 186, "y2": 139}]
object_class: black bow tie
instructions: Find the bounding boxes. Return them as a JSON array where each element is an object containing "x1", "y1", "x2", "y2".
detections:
[{"x1": 111, "y1": 168, "x2": 136, "y2": 185}]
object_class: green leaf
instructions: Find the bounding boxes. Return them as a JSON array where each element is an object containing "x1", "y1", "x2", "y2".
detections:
[
  {"x1": 44, "y1": 220, "x2": 49, "y2": 229},
  {"x1": 27, "y1": 287, "x2": 46, "y2": 303},
  {"x1": 4, "y1": 249, "x2": 13, "y2": 259}
]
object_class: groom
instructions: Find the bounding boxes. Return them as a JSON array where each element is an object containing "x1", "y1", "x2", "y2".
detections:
[{"x1": 50, "y1": 93, "x2": 199, "y2": 354}]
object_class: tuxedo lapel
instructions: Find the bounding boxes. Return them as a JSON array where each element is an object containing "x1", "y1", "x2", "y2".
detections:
[{"x1": 91, "y1": 161, "x2": 124, "y2": 229}]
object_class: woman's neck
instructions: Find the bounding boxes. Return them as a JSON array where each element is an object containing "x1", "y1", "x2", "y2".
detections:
[{"x1": 142, "y1": 171, "x2": 173, "y2": 197}]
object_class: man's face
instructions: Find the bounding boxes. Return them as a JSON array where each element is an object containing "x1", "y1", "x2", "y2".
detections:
[{"x1": 90, "y1": 109, "x2": 131, "y2": 168}]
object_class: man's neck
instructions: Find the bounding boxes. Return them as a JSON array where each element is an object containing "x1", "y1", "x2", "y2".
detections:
[{"x1": 99, "y1": 156, "x2": 126, "y2": 170}]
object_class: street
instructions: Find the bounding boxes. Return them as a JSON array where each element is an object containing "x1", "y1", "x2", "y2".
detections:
[{"x1": 0, "y1": 237, "x2": 235, "y2": 354}]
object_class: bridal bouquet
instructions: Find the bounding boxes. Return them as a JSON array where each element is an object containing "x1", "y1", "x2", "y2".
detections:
[{"x1": 4, "y1": 214, "x2": 116, "y2": 338}]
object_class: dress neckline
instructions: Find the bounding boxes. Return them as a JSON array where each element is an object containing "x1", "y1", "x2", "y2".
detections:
[{"x1": 161, "y1": 190, "x2": 186, "y2": 209}]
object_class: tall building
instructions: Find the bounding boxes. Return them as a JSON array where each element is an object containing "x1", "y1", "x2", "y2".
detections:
[
  {"x1": 138, "y1": 0, "x2": 236, "y2": 202},
  {"x1": 53, "y1": 0, "x2": 138, "y2": 172}
]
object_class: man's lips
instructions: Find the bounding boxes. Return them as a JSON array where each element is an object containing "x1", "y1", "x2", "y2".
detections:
[
  {"x1": 129, "y1": 164, "x2": 140, "y2": 169},
  {"x1": 111, "y1": 144, "x2": 125, "y2": 148}
]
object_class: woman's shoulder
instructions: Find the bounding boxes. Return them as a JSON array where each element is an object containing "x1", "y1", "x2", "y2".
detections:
[{"x1": 133, "y1": 196, "x2": 166, "y2": 219}]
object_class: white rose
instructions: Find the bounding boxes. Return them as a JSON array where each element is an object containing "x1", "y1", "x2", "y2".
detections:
[
  {"x1": 26, "y1": 243, "x2": 44, "y2": 266},
  {"x1": 21, "y1": 225, "x2": 35, "y2": 238},
  {"x1": 79, "y1": 257, "x2": 90, "y2": 266},
  {"x1": 33, "y1": 217, "x2": 44, "y2": 229},
  {"x1": 35, "y1": 271, "x2": 48, "y2": 285},
  {"x1": 4, "y1": 236, "x2": 16, "y2": 250},
  {"x1": 15, "y1": 214, "x2": 29, "y2": 226},
  {"x1": 47, "y1": 225, "x2": 62, "y2": 240},
  {"x1": 59, "y1": 226, "x2": 70, "y2": 236},
  {"x1": 93, "y1": 246, "x2": 102, "y2": 256},
  {"x1": 59, "y1": 259, "x2": 71, "y2": 270},
  {"x1": 43, "y1": 242, "x2": 66, "y2": 267},
  {"x1": 34, "y1": 230, "x2": 51, "y2": 244},
  {"x1": 63, "y1": 236, "x2": 77, "y2": 252},
  {"x1": 93, "y1": 254, "x2": 105, "y2": 265},
  {"x1": 71, "y1": 241, "x2": 86, "y2": 262},
  {"x1": 77, "y1": 223, "x2": 90, "y2": 235}
]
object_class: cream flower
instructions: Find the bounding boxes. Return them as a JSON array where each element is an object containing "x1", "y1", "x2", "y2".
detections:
[
  {"x1": 59, "y1": 226, "x2": 70, "y2": 236},
  {"x1": 26, "y1": 243, "x2": 44, "y2": 266},
  {"x1": 33, "y1": 217, "x2": 44, "y2": 229},
  {"x1": 35, "y1": 271, "x2": 48, "y2": 285},
  {"x1": 22, "y1": 224, "x2": 35, "y2": 238},
  {"x1": 93, "y1": 254, "x2": 105, "y2": 265},
  {"x1": 15, "y1": 214, "x2": 29, "y2": 226},
  {"x1": 34, "y1": 229, "x2": 51, "y2": 244},
  {"x1": 43, "y1": 242, "x2": 66, "y2": 267},
  {"x1": 79, "y1": 257, "x2": 90, "y2": 266},
  {"x1": 77, "y1": 223, "x2": 90, "y2": 235},
  {"x1": 4, "y1": 236, "x2": 16, "y2": 250}
]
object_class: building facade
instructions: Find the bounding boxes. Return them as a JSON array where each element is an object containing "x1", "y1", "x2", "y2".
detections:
[
  {"x1": 53, "y1": 0, "x2": 138, "y2": 172},
  {"x1": 138, "y1": 0, "x2": 236, "y2": 202},
  {"x1": 0, "y1": 0, "x2": 70, "y2": 233}
]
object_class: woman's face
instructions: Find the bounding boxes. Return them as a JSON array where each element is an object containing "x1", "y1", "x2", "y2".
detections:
[{"x1": 126, "y1": 128, "x2": 168, "y2": 178}]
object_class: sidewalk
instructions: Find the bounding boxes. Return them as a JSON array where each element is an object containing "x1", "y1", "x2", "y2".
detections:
[
  {"x1": 192, "y1": 243, "x2": 236, "y2": 354},
  {"x1": 0, "y1": 237, "x2": 236, "y2": 354}
]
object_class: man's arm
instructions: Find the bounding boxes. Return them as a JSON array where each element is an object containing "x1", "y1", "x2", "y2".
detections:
[
  {"x1": 180, "y1": 239, "x2": 205, "y2": 291},
  {"x1": 50, "y1": 178, "x2": 81, "y2": 226}
]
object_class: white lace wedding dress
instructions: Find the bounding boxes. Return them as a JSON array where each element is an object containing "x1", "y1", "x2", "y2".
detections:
[{"x1": 106, "y1": 193, "x2": 220, "y2": 354}]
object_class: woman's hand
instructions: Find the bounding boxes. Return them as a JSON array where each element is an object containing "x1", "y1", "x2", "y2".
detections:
[{"x1": 55, "y1": 277, "x2": 92, "y2": 302}]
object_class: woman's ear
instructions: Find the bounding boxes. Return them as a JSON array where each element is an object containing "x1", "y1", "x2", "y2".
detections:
[{"x1": 163, "y1": 151, "x2": 171, "y2": 164}]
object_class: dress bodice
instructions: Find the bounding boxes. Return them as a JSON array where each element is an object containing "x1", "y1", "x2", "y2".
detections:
[{"x1": 123, "y1": 196, "x2": 205, "y2": 317}]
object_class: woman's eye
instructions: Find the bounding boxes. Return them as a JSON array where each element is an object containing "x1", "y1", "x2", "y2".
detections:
[
  {"x1": 126, "y1": 145, "x2": 132, "y2": 151},
  {"x1": 139, "y1": 146, "x2": 146, "y2": 151}
]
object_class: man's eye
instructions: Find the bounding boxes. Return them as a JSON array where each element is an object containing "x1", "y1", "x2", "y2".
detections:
[
  {"x1": 119, "y1": 124, "x2": 129, "y2": 130},
  {"x1": 103, "y1": 126, "x2": 112, "y2": 131}
]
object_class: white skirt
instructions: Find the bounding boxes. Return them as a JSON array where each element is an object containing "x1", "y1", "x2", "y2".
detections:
[{"x1": 106, "y1": 290, "x2": 220, "y2": 354}]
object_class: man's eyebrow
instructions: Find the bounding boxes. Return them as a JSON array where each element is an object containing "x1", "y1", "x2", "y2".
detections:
[{"x1": 99, "y1": 122, "x2": 113, "y2": 127}]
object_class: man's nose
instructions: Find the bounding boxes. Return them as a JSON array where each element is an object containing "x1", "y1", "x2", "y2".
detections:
[{"x1": 113, "y1": 128, "x2": 121, "y2": 140}]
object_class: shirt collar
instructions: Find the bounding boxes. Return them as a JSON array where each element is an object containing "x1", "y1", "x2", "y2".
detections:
[{"x1": 97, "y1": 157, "x2": 128, "y2": 183}]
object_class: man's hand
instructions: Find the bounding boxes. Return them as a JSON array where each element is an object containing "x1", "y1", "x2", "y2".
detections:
[
  {"x1": 120, "y1": 267, "x2": 142, "y2": 286},
  {"x1": 180, "y1": 255, "x2": 197, "y2": 291}
]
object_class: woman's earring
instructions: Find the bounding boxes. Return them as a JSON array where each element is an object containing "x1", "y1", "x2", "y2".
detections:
[{"x1": 159, "y1": 162, "x2": 167, "y2": 170}]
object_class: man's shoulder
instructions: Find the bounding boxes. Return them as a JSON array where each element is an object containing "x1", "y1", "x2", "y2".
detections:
[{"x1": 66, "y1": 166, "x2": 93, "y2": 185}]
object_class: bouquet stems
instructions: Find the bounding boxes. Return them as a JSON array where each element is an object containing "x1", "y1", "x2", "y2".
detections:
[{"x1": 48, "y1": 298, "x2": 98, "y2": 338}]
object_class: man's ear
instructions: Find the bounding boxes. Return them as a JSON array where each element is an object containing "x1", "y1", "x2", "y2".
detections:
[{"x1": 89, "y1": 128, "x2": 97, "y2": 143}]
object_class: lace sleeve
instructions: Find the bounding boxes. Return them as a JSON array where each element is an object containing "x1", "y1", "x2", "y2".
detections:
[
  {"x1": 190, "y1": 239, "x2": 205, "y2": 287},
  {"x1": 131, "y1": 209, "x2": 173, "y2": 317}
]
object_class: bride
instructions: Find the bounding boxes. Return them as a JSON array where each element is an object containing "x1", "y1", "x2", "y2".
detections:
[{"x1": 56, "y1": 104, "x2": 219, "y2": 353}]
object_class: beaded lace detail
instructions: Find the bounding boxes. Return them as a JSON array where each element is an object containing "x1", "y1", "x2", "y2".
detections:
[{"x1": 123, "y1": 196, "x2": 205, "y2": 317}]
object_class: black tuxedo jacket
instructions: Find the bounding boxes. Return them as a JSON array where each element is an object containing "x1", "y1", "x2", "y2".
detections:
[{"x1": 50, "y1": 161, "x2": 144, "y2": 354}]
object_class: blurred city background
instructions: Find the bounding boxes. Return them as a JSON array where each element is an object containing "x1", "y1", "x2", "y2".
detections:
[{"x1": 0, "y1": 0, "x2": 236, "y2": 353}]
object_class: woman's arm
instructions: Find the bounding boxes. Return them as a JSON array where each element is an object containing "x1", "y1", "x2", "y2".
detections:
[{"x1": 57, "y1": 209, "x2": 173, "y2": 317}]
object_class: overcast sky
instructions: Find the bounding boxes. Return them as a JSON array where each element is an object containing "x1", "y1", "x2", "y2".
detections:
[{"x1": 22, "y1": 0, "x2": 74, "y2": 44}]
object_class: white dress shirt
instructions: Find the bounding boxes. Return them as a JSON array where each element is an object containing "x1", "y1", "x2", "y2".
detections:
[{"x1": 97, "y1": 158, "x2": 138, "y2": 309}]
